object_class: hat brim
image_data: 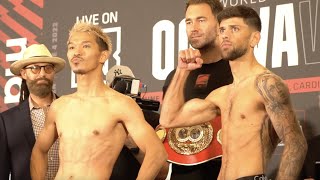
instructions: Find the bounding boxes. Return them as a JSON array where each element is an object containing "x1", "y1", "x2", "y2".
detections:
[{"x1": 10, "y1": 57, "x2": 66, "y2": 75}]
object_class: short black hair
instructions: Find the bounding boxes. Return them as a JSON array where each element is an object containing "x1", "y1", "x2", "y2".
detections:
[
  {"x1": 217, "y1": 5, "x2": 261, "y2": 32},
  {"x1": 186, "y1": 0, "x2": 224, "y2": 17}
]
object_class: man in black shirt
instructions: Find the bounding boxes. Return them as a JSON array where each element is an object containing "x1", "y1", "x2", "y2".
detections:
[{"x1": 162, "y1": 0, "x2": 233, "y2": 179}]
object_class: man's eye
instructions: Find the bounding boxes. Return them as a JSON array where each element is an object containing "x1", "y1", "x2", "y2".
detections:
[
  {"x1": 232, "y1": 27, "x2": 239, "y2": 32},
  {"x1": 68, "y1": 46, "x2": 74, "y2": 50},
  {"x1": 84, "y1": 44, "x2": 90, "y2": 48},
  {"x1": 31, "y1": 66, "x2": 40, "y2": 70}
]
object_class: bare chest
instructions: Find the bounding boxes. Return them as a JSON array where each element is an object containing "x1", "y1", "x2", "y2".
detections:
[
  {"x1": 221, "y1": 81, "x2": 265, "y2": 125},
  {"x1": 55, "y1": 98, "x2": 122, "y2": 139}
]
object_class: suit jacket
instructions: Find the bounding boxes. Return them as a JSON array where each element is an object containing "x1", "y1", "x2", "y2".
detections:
[{"x1": 0, "y1": 100, "x2": 35, "y2": 180}]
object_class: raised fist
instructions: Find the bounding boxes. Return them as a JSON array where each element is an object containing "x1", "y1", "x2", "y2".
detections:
[{"x1": 178, "y1": 48, "x2": 203, "y2": 70}]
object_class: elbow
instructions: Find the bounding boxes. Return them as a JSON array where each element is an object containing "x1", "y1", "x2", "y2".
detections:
[
  {"x1": 158, "y1": 147, "x2": 168, "y2": 165},
  {"x1": 154, "y1": 149, "x2": 168, "y2": 180},
  {"x1": 159, "y1": 117, "x2": 172, "y2": 128},
  {"x1": 162, "y1": 148, "x2": 168, "y2": 161},
  {"x1": 146, "y1": 140, "x2": 168, "y2": 163},
  {"x1": 153, "y1": 143, "x2": 168, "y2": 163},
  {"x1": 291, "y1": 134, "x2": 308, "y2": 159}
]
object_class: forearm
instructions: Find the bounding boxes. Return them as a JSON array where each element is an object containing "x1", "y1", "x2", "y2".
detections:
[
  {"x1": 136, "y1": 146, "x2": 167, "y2": 180},
  {"x1": 132, "y1": 148, "x2": 145, "y2": 164},
  {"x1": 127, "y1": 141, "x2": 169, "y2": 179},
  {"x1": 133, "y1": 150, "x2": 169, "y2": 180},
  {"x1": 156, "y1": 162, "x2": 170, "y2": 180},
  {"x1": 30, "y1": 148, "x2": 48, "y2": 180},
  {"x1": 276, "y1": 135, "x2": 307, "y2": 179},
  {"x1": 160, "y1": 68, "x2": 189, "y2": 127}
]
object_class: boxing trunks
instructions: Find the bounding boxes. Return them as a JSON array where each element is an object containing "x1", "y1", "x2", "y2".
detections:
[{"x1": 236, "y1": 174, "x2": 267, "y2": 180}]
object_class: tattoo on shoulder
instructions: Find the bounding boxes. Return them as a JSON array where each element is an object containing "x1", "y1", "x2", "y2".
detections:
[{"x1": 255, "y1": 72, "x2": 290, "y2": 112}]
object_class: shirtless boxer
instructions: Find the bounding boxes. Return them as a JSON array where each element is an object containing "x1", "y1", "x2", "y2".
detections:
[
  {"x1": 30, "y1": 22, "x2": 167, "y2": 180},
  {"x1": 160, "y1": 5, "x2": 307, "y2": 180}
]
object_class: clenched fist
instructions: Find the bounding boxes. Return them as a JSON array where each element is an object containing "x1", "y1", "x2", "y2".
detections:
[{"x1": 178, "y1": 48, "x2": 203, "y2": 70}]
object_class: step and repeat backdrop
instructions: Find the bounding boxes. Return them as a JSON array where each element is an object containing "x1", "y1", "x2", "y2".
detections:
[{"x1": 1, "y1": 0, "x2": 319, "y2": 177}]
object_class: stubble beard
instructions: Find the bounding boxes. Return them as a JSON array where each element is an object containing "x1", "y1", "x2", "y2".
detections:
[
  {"x1": 189, "y1": 37, "x2": 215, "y2": 52},
  {"x1": 222, "y1": 46, "x2": 247, "y2": 61},
  {"x1": 27, "y1": 78, "x2": 53, "y2": 98}
]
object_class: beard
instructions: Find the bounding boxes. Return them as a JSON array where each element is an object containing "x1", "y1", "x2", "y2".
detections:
[
  {"x1": 26, "y1": 78, "x2": 53, "y2": 98},
  {"x1": 189, "y1": 33, "x2": 216, "y2": 50},
  {"x1": 190, "y1": 39, "x2": 210, "y2": 49},
  {"x1": 222, "y1": 46, "x2": 247, "y2": 61}
]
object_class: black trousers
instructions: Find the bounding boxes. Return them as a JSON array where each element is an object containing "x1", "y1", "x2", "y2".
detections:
[{"x1": 170, "y1": 158, "x2": 221, "y2": 180}]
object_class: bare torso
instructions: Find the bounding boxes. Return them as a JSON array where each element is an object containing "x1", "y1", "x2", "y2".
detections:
[
  {"x1": 53, "y1": 91, "x2": 128, "y2": 180},
  {"x1": 214, "y1": 72, "x2": 278, "y2": 180}
]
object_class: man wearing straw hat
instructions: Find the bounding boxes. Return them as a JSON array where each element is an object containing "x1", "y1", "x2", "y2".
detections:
[{"x1": 0, "y1": 44, "x2": 65, "y2": 180}]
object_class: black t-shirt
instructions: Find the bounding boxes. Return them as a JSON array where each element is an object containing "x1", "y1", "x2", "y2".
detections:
[
  {"x1": 163, "y1": 59, "x2": 233, "y2": 100},
  {"x1": 162, "y1": 59, "x2": 233, "y2": 180}
]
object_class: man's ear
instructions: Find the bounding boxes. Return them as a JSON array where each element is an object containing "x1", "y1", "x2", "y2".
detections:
[
  {"x1": 250, "y1": 31, "x2": 261, "y2": 48},
  {"x1": 99, "y1": 50, "x2": 110, "y2": 64},
  {"x1": 20, "y1": 69, "x2": 27, "y2": 79}
]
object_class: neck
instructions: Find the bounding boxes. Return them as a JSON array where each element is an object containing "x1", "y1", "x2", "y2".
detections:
[
  {"x1": 76, "y1": 72, "x2": 109, "y2": 97},
  {"x1": 229, "y1": 52, "x2": 259, "y2": 84},
  {"x1": 30, "y1": 93, "x2": 53, "y2": 107},
  {"x1": 200, "y1": 45, "x2": 222, "y2": 64}
]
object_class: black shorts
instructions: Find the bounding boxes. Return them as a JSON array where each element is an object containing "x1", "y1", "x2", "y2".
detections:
[{"x1": 236, "y1": 174, "x2": 267, "y2": 180}]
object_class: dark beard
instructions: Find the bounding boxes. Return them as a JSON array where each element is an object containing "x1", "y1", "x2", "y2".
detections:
[
  {"x1": 26, "y1": 78, "x2": 53, "y2": 98},
  {"x1": 223, "y1": 46, "x2": 247, "y2": 61}
]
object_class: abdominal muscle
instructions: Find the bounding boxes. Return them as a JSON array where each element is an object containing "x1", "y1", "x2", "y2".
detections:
[
  {"x1": 55, "y1": 123, "x2": 127, "y2": 180},
  {"x1": 218, "y1": 116, "x2": 265, "y2": 180}
]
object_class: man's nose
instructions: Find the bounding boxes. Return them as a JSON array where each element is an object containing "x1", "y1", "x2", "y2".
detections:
[
  {"x1": 191, "y1": 22, "x2": 200, "y2": 32},
  {"x1": 220, "y1": 30, "x2": 230, "y2": 39},
  {"x1": 74, "y1": 46, "x2": 83, "y2": 56},
  {"x1": 38, "y1": 67, "x2": 47, "y2": 77}
]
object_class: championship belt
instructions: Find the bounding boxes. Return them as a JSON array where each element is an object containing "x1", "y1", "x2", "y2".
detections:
[{"x1": 156, "y1": 116, "x2": 222, "y2": 165}]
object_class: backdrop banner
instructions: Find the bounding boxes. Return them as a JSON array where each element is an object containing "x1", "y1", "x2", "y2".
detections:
[{"x1": 1, "y1": 0, "x2": 319, "y2": 177}]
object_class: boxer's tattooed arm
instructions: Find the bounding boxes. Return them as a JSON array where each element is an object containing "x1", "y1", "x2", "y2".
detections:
[{"x1": 255, "y1": 72, "x2": 307, "y2": 180}]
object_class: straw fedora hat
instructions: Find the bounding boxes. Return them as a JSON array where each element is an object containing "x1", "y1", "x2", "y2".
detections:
[{"x1": 10, "y1": 44, "x2": 66, "y2": 75}]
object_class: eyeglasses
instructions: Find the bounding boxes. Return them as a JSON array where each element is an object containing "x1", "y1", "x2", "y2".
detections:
[{"x1": 24, "y1": 65, "x2": 55, "y2": 74}]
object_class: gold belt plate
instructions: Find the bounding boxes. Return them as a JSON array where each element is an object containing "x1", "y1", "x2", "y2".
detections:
[{"x1": 167, "y1": 122, "x2": 213, "y2": 155}]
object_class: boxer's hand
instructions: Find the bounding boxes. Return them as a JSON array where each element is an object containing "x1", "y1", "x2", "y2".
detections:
[{"x1": 178, "y1": 48, "x2": 203, "y2": 70}]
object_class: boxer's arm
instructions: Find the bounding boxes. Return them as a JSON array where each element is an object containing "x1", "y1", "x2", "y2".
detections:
[
  {"x1": 160, "y1": 67, "x2": 189, "y2": 127},
  {"x1": 30, "y1": 102, "x2": 59, "y2": 180},
  {"x1": 124, "y1": 135, "x2": 144, "y2": 163},
  {"x1": 160, "y1": 67, "x2": 219, "y2": 128},
  {"x1": 160, "y1": 49, "x2": 218, "y2": 128},
  {"x1": 125, "y1": 134, "x2": 170, "y2": 180},
  {"x1": 256, "y1": 73, "x2": 307, "y2": 179},
  {"x1": 121, "y1": 97, "x2": 167, "y2": 180}
]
